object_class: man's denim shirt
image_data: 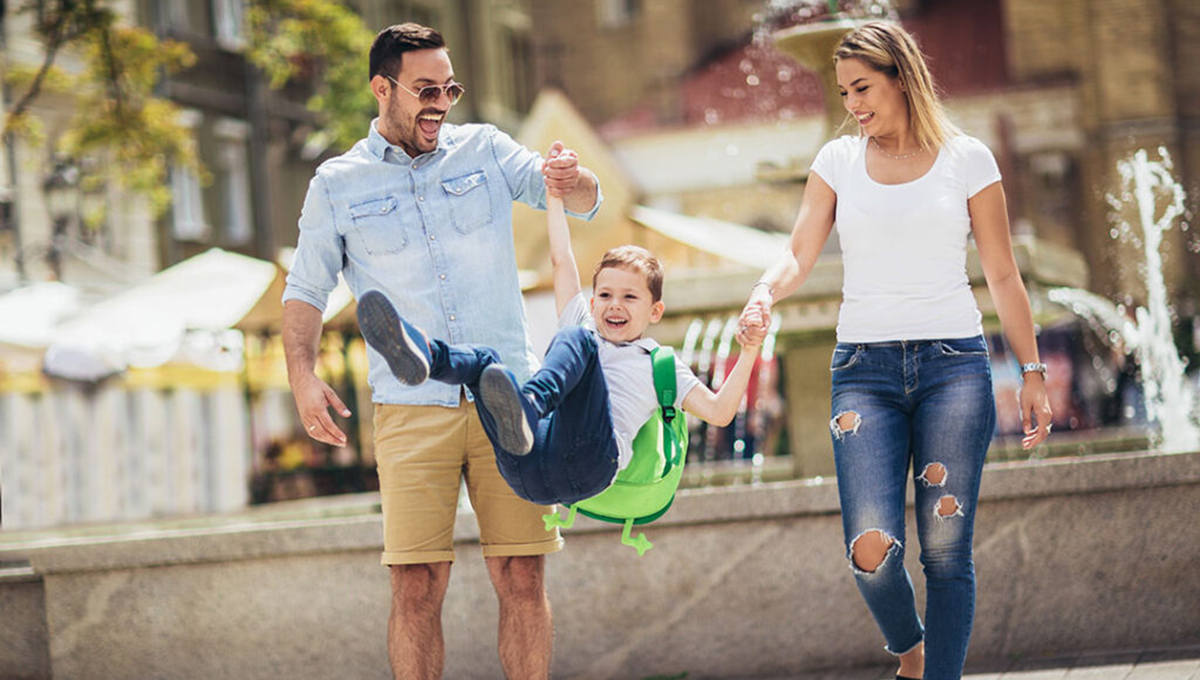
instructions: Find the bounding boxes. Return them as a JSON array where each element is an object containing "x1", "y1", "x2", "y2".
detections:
[{"x1": 283, "y1": 119, "x2": 602, "y2": 406}]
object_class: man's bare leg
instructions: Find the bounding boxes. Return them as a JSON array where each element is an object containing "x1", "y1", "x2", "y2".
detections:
[
  {"x1": 486, "y1": 555, "x2": 552, "y2": 680},
  {"x1": 388, "y1": 562, "x2": 452, "y2": 680}
]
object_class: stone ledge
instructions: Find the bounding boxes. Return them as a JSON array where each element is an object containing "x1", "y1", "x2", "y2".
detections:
[
  {"x1": 0, "y1": 563, "x2": 38, "y2": 583},
  {"x1": 4, "y1": 453, "x2": 1195, "y2": 580},
  {"x1": 1, "y1": 449, "x2": 1197, "y2": 679},
  {"x1": 3, "y1": 450, "x2": 1195, "y2": 577}
]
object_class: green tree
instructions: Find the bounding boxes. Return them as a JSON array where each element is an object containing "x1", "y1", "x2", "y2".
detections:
[
  {"x1": 3, "y1": 0, "x2": 374, "y2": 216},
  {"x1": 244, "y1": 0, "x2": 376, "y2": 153},
  {"x1": 4, "y1": 0, "x2": 201, "y2": 214}
]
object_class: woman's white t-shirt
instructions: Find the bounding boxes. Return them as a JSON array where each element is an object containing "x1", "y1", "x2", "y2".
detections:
[{"x1": 810, "y1": 134, "x2": 1002, "y2": 343}]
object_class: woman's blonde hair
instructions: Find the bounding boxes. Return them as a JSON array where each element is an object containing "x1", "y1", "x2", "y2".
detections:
[{"x1": 834, "y1": 21, "x2": 959, "y2": 151}]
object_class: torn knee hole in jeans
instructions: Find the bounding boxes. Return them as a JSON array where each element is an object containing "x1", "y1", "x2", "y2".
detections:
[
  {"x1": 830, "y1": 411, "x2": 862, "y2": 440},
  {"x1": 917, "y1": 462, "x2": 947, "y2": 487},
  {"x1": 848, "y1": 529, "x2": 899, "y2": 574},
  {"x1": 935, "y1": 495, "x2": 963, "y2": 520}
]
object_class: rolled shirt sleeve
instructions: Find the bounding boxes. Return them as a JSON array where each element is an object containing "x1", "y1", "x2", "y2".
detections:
[
  {"x1": 283, "y1": 173, "x2": 344, "y2": 313},
  {"x1": 488, "y1": 125, "x2": 603, "y2": 221}
]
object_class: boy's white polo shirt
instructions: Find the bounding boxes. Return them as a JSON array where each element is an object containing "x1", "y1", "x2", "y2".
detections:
[{"x1": 558, "y1": 293, "x2": 702, "y2": 470}]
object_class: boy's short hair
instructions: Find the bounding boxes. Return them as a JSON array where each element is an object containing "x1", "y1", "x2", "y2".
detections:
[
  {"x1": 369, "y1": 23, "x2": 446, "y2": 81},
  {"x1": 592, "y1": 245, "x2": 664, "y2": 302}
]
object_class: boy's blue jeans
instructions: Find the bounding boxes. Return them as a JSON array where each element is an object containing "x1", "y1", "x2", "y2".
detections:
[
  {"x1": 829, "y1": 335, "x2": 996, "y2": 680},
  {"x1": 428, "y1": 326, "x2": 619, "y2": 505}
]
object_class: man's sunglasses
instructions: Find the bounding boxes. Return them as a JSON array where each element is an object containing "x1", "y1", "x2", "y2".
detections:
[{"x1": 386, "y1": 76, "x2": 465, "y2": 106}]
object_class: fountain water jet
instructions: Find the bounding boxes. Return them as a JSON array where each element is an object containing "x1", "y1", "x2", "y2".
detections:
[{"x1": 1049, "y1": 148, "x2": 1198, "y2": 453}]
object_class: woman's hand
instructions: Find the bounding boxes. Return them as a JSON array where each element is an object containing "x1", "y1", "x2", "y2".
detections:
[{"x1": 1019, "y1": 374, "x2": 1053, "y2": 450}]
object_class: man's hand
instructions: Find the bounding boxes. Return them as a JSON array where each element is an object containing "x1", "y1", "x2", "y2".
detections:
[
  {"x1": 543, "y1": 140, "x2": 581, "y2": 198},
  {"x1": 292, "y1": 373, "x2": 351, "y2": 446}
]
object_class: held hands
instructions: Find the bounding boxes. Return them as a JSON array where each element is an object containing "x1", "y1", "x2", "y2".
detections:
[
  {"x1": 1019, "y1": 374, "x2": 1054, "y2": 450},
  {"x1": 543, "y1": 140, "x2": 581, "y2": 198},
  {"x1": 737, "y1": 306, "x2": 767, "y2": 348},
  {"x1": 293, "y1": 373, "x2": 351, "y2": 446},
  {"x1": 736, "y1": 286, "x2": 773, "y2": 348}
]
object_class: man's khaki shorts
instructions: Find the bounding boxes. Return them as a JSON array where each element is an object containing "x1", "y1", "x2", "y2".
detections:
[{"x1": 373, "y1": 397, "x2": 564, "y2": 565}]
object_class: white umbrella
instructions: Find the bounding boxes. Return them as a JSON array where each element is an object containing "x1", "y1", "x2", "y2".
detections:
[{"x1": 43, "y1": 248, "x2": 284, "y2": 380}]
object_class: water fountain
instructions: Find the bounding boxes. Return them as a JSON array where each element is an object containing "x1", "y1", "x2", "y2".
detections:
[
  {"x1": 1049, "y1": 148, "x2": 1199, "y2": 453},
  {"x1": 762, "y1": 0, "x2": 897, "y2": 136}
]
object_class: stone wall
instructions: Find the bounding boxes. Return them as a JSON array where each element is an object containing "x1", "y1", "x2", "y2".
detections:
[{"x1": 2, "y1": 450, "x2": 1198, "y2": 679}]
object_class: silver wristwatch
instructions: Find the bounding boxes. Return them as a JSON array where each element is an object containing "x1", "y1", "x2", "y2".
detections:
[{"x1": 1020, "y1": 362, "x2": 1047, "y2": 379}]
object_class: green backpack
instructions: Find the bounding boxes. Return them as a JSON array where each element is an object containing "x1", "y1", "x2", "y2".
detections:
[{"x1": 543, "y1": 346, "x2": 688, "y2": 556}]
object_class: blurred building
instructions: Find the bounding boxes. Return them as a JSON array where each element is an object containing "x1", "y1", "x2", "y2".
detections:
[
  {"x1": 0, "y1": 0, "x2": 540, "y2": 529},
  {"x1": 0, "y1": 0, "x2": 536, "y2": 291},
  {"x1": 522, "y1": 0, "x2": 1198, "y2": 475},
  {"x1": 530, "y1": 0, "x2": 1200, "y2": 303}
]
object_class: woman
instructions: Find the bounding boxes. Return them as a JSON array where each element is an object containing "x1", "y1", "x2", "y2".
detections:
[{"x1": 738, "y1": 21, "x2": 1053, "y2": 680}]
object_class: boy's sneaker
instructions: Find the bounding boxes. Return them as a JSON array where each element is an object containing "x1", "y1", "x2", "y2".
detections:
[
  {"x1": 479, "y1": 365, "x2": 538, "y2": 455},
  {"x1": 357, "y1": 290, "x2": 431, "y2": 385}
]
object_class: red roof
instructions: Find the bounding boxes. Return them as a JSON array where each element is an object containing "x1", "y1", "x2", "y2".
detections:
[
  {"x1": 600, "y1": 40, "x2": 827, "y2": 140},
  {"x1": 599, "y1": 0, "x2": 1011, "y2": 140}
]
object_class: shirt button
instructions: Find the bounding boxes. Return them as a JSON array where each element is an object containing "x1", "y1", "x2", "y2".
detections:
[
  {"x1": 418, "y1": 196, "x2": 424, "y2": 202},
  {"x1": 439, "y1": 274, "x2": 446, "y2": 280},
  {"x1": 430, "y1": 234, "x2": 436, "y2": 240},
  {"x1": 449, "y1": 315, "x2": 456, "y2": 321}
]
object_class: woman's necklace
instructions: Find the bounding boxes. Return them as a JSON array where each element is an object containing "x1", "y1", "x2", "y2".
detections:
[{"x1": 871, "y1": 136, "x2": 923, "y2": 160}]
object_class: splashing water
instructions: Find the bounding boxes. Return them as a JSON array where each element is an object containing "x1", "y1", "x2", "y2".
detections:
[
  {"x1": 755, "y1": 0, "x2": 896, "y2": 35},
  {"x1": 1048, "y1": 148, "x2": 1199, "y2": 453}
]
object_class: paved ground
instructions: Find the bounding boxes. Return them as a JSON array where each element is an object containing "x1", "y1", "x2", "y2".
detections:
[{"x1": 731, "y1": 646, "x2": 1200, "y2": 680}]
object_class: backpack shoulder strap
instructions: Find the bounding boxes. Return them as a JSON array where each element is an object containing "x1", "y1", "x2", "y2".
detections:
[
  {"x1": 650, "y1": 346, "x2": 684, "y2": 473},
  {"x1": 650, "y1": 346, "x2": 677, "y2": 421}
]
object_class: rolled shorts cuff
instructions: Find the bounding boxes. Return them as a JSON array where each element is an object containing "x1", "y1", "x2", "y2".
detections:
[
  {"x1": 381, "y1": 549, "x2": 456, "y2": 566},
  {"x1": 481, "y1": 535, "x2": 565, "y2": 559}
]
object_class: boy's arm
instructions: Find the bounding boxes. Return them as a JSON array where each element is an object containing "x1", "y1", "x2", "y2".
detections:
[
  {"x1": 547, "y1": 194, "x2": 583, "y2": 316},
  {"x1": 681, "y1": 343, "x2": 762, "y2": 427}
]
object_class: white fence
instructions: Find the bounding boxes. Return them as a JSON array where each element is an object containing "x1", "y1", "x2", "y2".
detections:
[{"x1": 0, "y1": 376, "x2": 250, "y2": 530}]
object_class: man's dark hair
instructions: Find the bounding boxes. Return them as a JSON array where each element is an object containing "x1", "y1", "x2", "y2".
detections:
[{"x1": 369, "y1": 23, "x2": 446, "y2": 81}]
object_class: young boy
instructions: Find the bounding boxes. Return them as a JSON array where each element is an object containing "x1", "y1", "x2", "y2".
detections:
[{"x1": 357, "y1": 194, "x2": 765, "y2": 505}]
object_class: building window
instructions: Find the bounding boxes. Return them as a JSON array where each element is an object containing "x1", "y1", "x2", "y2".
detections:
[
  {"x1": 171, "y1": 164, "x2": 209, "y2": 242},
  {"x1": 596, "y1": 0, "x2": 640, "y2": 28},
  {"x1": 214, "y1": 118, "x2": 254, "y2": 246},
  {"x1": 503, "y1": 27, "x2": 533, "y2": 113},
  {"x1": 165, "y1": 0, "x2": 213, "y2": 37},
  {"x1": 212, "y1": 0, "x2": 246, "y2": 50},
  {"x1": 170, "y1": 110, "x2": 208, "y2": 241},
  {"x1": 396, "y1": 2, "x2": 439, "y2": 29}
]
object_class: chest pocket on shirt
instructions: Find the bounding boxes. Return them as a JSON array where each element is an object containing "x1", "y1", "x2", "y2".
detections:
[
  {"x1": 440, "y1": 170, "x2": 491, "y2": 234},
  {"x1": 349, "y1": 196, "x2": 408, "y2": 255}
]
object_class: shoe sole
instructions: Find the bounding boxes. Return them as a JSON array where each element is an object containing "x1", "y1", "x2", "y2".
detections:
[
  {"x1": 480, "y1": 366, "x2": 534, "y2": 455},
  {"x1": 357, "y1": 291, "x2": 429, "y2": 385}
]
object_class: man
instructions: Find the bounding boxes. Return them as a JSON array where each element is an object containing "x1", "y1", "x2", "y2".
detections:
[{"x1": 281, "y1": 23, "x2": 601, "y2": 680}]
